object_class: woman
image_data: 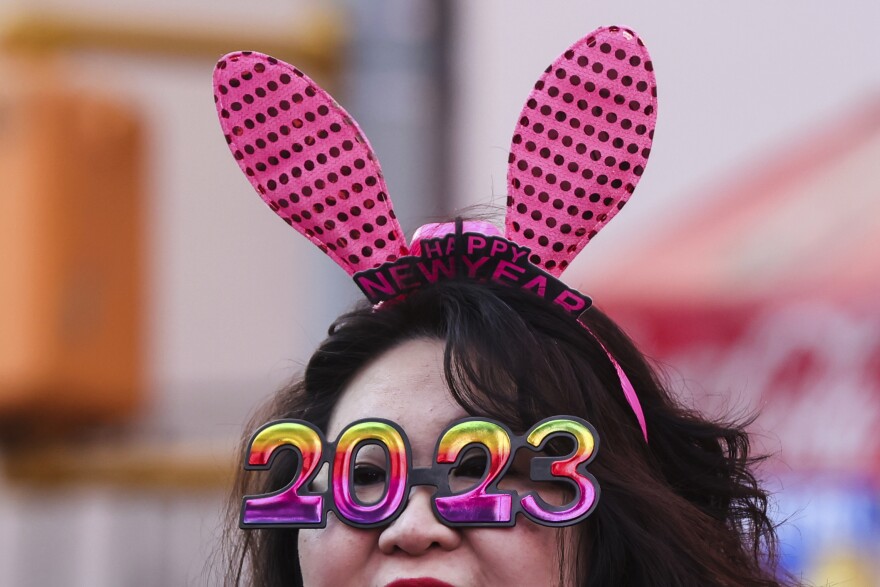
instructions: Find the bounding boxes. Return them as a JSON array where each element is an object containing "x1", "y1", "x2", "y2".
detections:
[
  {"x1": 213, "y1": 26, "x2": 797, "y2": 586},
  {"x1": 224, "y1": 280, "x2": 793, "y2": 586}
]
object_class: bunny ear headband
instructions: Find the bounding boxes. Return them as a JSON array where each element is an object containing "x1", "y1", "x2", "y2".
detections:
[{"x1": 213, "y1": 26, "x2": 656, "y2": 441}]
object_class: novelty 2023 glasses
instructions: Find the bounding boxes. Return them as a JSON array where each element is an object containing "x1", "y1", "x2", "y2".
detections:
[{"x1": 240, "y1": 416, "x2": 599, "y2": 529}]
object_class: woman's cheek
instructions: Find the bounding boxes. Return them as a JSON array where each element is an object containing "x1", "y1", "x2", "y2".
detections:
[
  {"x1": 466, "y1": 524, "x2": 569, "y2": 586},
  {"x1": 298, "y1": 520, "x2": 378, "y2": 587}
]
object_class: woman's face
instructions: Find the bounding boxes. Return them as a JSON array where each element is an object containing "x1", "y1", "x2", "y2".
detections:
[{"x1": 298, "y1": 338, "x2": 572, "y2": 587}]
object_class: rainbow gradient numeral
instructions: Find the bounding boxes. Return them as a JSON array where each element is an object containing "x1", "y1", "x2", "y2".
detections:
[
  {"x1": 519, "y1": 417, "x2": 599, "y2": 524},
  {"x1": 332, "y1": 420, "x2": 410, "y2": 527},
  {"x1": 241, "y1": 420, "x2": 325, "y2": 526},
  {"x1": 434, "y1": 419, "x2": 514, "y2": 524}
]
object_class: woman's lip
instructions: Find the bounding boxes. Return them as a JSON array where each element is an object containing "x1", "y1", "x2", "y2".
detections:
[{"x1": 385, "y1": 579, "x2": 455, "y2": 587}]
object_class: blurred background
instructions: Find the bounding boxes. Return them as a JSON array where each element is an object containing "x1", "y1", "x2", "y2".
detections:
[{"x1": 0, "y1": 0, "x2": 878, "y2": 584}]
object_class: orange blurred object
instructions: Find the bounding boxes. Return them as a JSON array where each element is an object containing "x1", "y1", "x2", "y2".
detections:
[{"x1": 0, "y1": 56, "x2": 142, "y2": 435}]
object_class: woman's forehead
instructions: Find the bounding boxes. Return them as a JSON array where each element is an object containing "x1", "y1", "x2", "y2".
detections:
[{"x1": 326, "y1": 338, "x2": 467, "y2": 440}]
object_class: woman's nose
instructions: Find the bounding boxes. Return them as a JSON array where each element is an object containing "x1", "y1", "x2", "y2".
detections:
[{"x1": 378, "y1": 487, "x2": 462, "y2": 555}]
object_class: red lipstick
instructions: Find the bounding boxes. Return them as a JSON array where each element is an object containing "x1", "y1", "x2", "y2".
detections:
[{"x1": 385, "y1": 579, "x2": 455, "y2": 587}]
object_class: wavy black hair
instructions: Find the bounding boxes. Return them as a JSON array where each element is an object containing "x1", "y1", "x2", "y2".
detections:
[{"x1": 222, "y1": 279, "x2": 798, "y2": 586}]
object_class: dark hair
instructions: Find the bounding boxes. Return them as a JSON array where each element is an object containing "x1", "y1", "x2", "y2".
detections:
[{"x1": 222, "y1": 279, "x2": 797, "y2": 586}]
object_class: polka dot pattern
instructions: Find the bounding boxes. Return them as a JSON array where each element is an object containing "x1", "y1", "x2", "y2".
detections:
[
  {"x1": 506, "y1": 26, "x2": 658, "y2": 277},
  {"x1": 213, "y1": 52, "x2": 409, "y2": 276}
]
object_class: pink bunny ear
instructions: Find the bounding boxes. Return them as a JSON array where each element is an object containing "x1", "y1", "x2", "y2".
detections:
[
  {"x1": 214, "y1": 52, "x2": 409, "y2": 276},
  {"x1": 506, "y1": 26, "x2": 657, "y2": 276}
]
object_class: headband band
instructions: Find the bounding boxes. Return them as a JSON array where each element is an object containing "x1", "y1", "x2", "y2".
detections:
[
  {"x1": 213, "y1": 25, "x2": 656, "y2": 441},
  {"x1": 354, "y1": 220, "x2": 590, "y2": 312}
]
